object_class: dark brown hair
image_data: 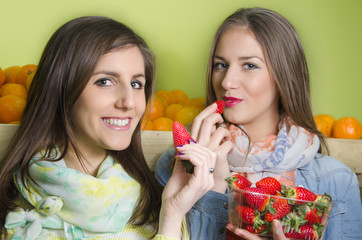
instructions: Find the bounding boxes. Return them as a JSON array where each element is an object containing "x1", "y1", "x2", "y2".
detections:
[
  {"x1": 0, "y1": 16, "x2": 162, "y2": 237},
  {"x1": 206, "y1": 7, "x2": 327, "y2": 153}
]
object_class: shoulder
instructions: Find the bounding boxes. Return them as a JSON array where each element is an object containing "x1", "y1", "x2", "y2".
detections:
[
  {"x1": 154, "y1": 148, "x2": 175, "y2": 187},
  {"x1": 296, "y1": 153, "x2": 359, "y2": 196}
]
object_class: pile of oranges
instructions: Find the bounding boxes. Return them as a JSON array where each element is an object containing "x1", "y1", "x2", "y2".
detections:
[
  {"x1": 141, "y1": 89, "x2": 206, "y2": 131},
  {"x1": 0, "y1": 65, "x2": 37, "y2": 124},
  {"x1": 314, "y1": 114, "x2": 362, "y2": 139}
]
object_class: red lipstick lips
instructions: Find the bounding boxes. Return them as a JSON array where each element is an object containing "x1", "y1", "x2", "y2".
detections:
[{"x1": 222, "y1": 96, "x2": 243, "y2": 108}]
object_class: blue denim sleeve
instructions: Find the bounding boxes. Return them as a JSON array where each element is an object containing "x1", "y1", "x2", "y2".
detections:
[{"x1": 154, "y1": 148, "x2": 229, "y2": 240}]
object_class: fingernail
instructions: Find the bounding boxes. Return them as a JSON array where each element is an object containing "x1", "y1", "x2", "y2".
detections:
[
  {"x1": 174, "y1": 152, "x2": 185, "y2": 156},
  {"x1": 188, "y1": 139, "x2": 197, "y2": 144},
  {"x1": 175, "y1": 145, "x2": 184, "y2": 148}
]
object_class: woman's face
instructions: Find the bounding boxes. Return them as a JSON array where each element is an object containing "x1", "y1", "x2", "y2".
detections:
[
  {"x1": 72, "y1": 46, "x2": 146, "y2": 154},
  {"x1": 212, "y1": 27, "x2": 279, "y2": 132}
]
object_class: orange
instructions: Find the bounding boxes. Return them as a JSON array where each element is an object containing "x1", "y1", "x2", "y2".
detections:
[
  {"x1": 146, "y1": 95, "x2": 164, "y2": 120},
  {"x1": 15, "y1": 64, "x2": 37, "y2": 86},
  {"x1": 175, "y1": 106, "x2": 201, "y2": 127},
  {"x1": 333, "y1": 117, "x2": 362, "y2": 139},
  {"x1": 141, "y1": 117, "x2": 153, "y2": 130},
  {"x1": 157, "y1": 95, "x2": 169, "y2": 109},
  {"x1": 155, "y1": 90, "x2": 176, "y2": 106},
  {"x1": 313, "y1": 114, "x2": 335, "y2": 137},
  {"x1": 4, "y1": 66, "x2": 20, "y2": 83},
  {"x1": 26, "y1": 71, "x2": 36, "y2": 91},
  {"x1": 0, "y1": 83, "x2": 28, "y2": 100},
  {"x1": 153, "y1": 117, "x2": 174, "y2": 131},
  {"x1": 171, "y1": 89, "x2": 189, "y2": 104},
  {"x1": 0, "y1": 68, "x2": 5, "y2": 87},
  {"x1": 183, "y1": 97, "x2": 206, "y2": 110},
  {"x1": 165, "y1": 104, "x2": 184, "y2": 120},
  {"x1": 0, "y1": 95, "x2": 26, "y2": 123}
]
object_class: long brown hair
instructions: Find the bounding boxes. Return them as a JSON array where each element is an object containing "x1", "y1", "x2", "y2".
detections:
[
  {"x1": 0, "y1": 16, "x2": 162, "y2": 236},
  {"x1": 206, "y1": 7, "x2": 327, "y2": 153}
]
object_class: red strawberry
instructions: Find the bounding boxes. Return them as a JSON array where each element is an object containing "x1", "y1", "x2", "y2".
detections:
[
  {"x1": 256, "y1": 177, "x2": 282, "y2": 195},
  {"x1": 245, "y1": 224, "x2": 270, "y2": 235},
  {"x1": 265, "y1": 194, "x2": 291, "y2": 222},
  {"x1": 226, "y1": 173, "x2": 252, "y2": 190},
  {"x1": 172, "y1": 121, "x2": 196, "y2": 173},
  {"x1": 234, "y1": 205, "x2": 264, "y2": 229},
  {"x1": 284, "y1": 186, "x2": 317, "y2": 204},
  {"x1": 213, "y1": 100, "x2": 224, "y2": 114},
  {"x1": 314, "y1": 193, "x2": 332, "y2": 214},
  {"x1": 244, "y1": 187, "x2": 272, "y2": 212},
  {"x1": 304, "y1": 207, "x2": 322, "y2": 224},
  {"x1": 283, "y1": 224, "x2": 322, "y2": 240}
]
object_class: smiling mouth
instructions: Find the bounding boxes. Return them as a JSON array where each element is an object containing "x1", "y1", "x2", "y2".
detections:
[{"x1": 102, "y1": 118, "x2": 130, "y2": 127}]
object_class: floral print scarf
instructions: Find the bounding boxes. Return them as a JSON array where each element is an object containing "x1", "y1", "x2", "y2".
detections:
[
  {"x1": 226, "y1": 117, "x2": 320, "y2": 186},
  {"x1": 5, "y1": 148, "x2": 140, "y2": 240}
]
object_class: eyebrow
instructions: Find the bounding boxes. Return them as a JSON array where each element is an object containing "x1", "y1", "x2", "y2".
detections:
[
  {"x1": 214, "y1": 55, "x2": 264, "y2": 63},
  {"x1": 93, "y1": 71, "x2": 145, "y2": 79}
]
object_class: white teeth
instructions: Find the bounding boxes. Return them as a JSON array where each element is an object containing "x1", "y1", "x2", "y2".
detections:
[{"x1": 103, "y1": 118, "x2": 129, "y2": 127}]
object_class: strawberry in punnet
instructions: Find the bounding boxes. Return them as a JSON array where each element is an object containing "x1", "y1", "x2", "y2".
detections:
[
  {"x1": 234, "y1": 205, "x2": 264, "y2": 229},
  {"x1": 314, "y1": 193, "x2": 332, "y2": 214},
  {"x1": 226, "y1": 173, "x2": 252, "y2": 190},
  {"x1": 265, "y1": 194, "x2": 291, "y2": 222},
  {"x1": 172, "y1": 121, "x2": 196, "y2": 173},
  {"x1": 256, "y1": 177, "x2": 282, "y2": 195},
  {"x1": 283, "y1": 224, "x2": 322, "y2": 240},
  {"x1": 296, "y1": 205, "x2": 322, "y2": 224},
  {"x1": 244, "y1": 187, "x2": 273, "y2": 212},
  {"x1": 283, "y1": 186, "x2": 317, "y2": 204},
  {"x1": 213, "y1": 100, "x2": 225, "y2": 114},
  {"x1": 246, "y1": 224, "x2": 270, "y2": 235}
]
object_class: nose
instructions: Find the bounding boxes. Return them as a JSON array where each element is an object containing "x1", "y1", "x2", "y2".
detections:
[
  {"x1": 221, "y1": 65, "x2": 240, "y2": 90},
  {"x1": 115, "y1": 86, "x2": 135, "y2": 110}
]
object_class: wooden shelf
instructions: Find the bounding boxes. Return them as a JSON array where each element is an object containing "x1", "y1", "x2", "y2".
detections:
[{"x1": 1, "y1": 125, "x2": 361, "y2": 185}]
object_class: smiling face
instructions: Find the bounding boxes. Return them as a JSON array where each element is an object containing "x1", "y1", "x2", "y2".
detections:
[
  {"x1": 71, "y1": 46, "x2": 146, "y2": 156},
  {"x1": 212, "y1": 27, "x2": 280, "y2": 139}
]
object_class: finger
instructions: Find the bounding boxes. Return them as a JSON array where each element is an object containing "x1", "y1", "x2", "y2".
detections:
[
  {"x1": 272, "y1": 220, "x2": 288, "y2": 240},
  {"x1": 196, "y1": 114, "x2": 224, "y2": 146},
  {"x1": 217, "y1": 140, "x2": 234, "y2": 156},
  {"x1": 207, "y1": 127, "x2": 231, "y2": 151},
  {"x1": 191, "y1": 103, "x2": 218, "y2": 139}
]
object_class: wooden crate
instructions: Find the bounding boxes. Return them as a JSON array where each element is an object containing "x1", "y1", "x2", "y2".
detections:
[{"x1": 1, "y1": 125, "x2": 361, "y2": 185}]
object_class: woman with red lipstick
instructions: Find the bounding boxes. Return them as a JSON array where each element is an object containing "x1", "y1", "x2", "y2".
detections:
[
  {"x1": 0, "y1": 16, "x2": 217, "y2": 239},
  {"x1": 155, "y1": 7, "x2": 362, "y2": 240}
]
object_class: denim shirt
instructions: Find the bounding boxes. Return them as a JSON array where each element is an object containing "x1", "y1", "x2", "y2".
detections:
[{"x1": 155, "y1": 148, "x2": 362, "y2": 240}]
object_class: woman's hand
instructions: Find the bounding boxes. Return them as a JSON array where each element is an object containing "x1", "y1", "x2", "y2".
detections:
[
  {"x1": 226, "y1": 221, "x2": 289, "y2": 240},
  {"x1": 157, "y1": 143, "x2": 216, "y2": 238},
  {"x1": 191, "y1": 102, "x2": 233, "y2": 193}
]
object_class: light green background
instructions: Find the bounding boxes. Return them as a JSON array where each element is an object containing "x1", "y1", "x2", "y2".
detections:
[{"x1": 0, "y1": 0, "x2": 361, "y2": 122}]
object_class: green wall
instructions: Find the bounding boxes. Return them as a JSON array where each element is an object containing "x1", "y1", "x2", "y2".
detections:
[{"x1": 1, "y1": 0, "x2": 361, "y2": 122}]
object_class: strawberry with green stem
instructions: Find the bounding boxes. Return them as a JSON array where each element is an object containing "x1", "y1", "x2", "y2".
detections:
[
  {"x1": 244, "y1": 187, "x2": 274, "y2": 212},
  {"x1": 173, "y1": 121, "x2": 196, "y2": 173},
  {"x1": 283, "y1": 186, "x2": 317, "y2": 205},
  {"x1": 234, "y1": 205, "x2": 264, "y2": 229},
  {"x1": 265, "y1": 194, "x2": 291, "y2": 222},
  {"x1": 256, "y1": 177, "x2": 282, "y2": 195},
  {"x1": 283, "y1": 224, "x2": 323, "y2": 240}
]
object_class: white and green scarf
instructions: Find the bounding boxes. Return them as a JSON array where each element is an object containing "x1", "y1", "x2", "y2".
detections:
[{"x1": 5, "y1": 148, "x2": 141, "y2": 240}]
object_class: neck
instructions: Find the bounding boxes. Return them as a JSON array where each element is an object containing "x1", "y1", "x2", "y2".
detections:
[
  {"x1": 64, "y1": 145, "x2": 107, "y2": 177},
  {"x1": 243, "y1": 113, "x2": 280, "y2": 144}
]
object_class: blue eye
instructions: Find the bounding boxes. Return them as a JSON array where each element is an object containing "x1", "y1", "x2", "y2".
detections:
[
  {"x1": 244, "y1": 63, "x2": 259, "y2": 70},
  {"x1": 95, "y1": 78, "x2": 113, "y2": 86},
  {"x1": 131, "y1": 80, "x2": 144, "y2": 89},
  {"x1": 214, "y1": 62, "x2": 228, "y2": 70}
]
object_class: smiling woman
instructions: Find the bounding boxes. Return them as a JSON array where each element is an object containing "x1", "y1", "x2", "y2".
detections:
[{"x1": 0, "y1": 16, "x2": 217, "y2": 240}]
